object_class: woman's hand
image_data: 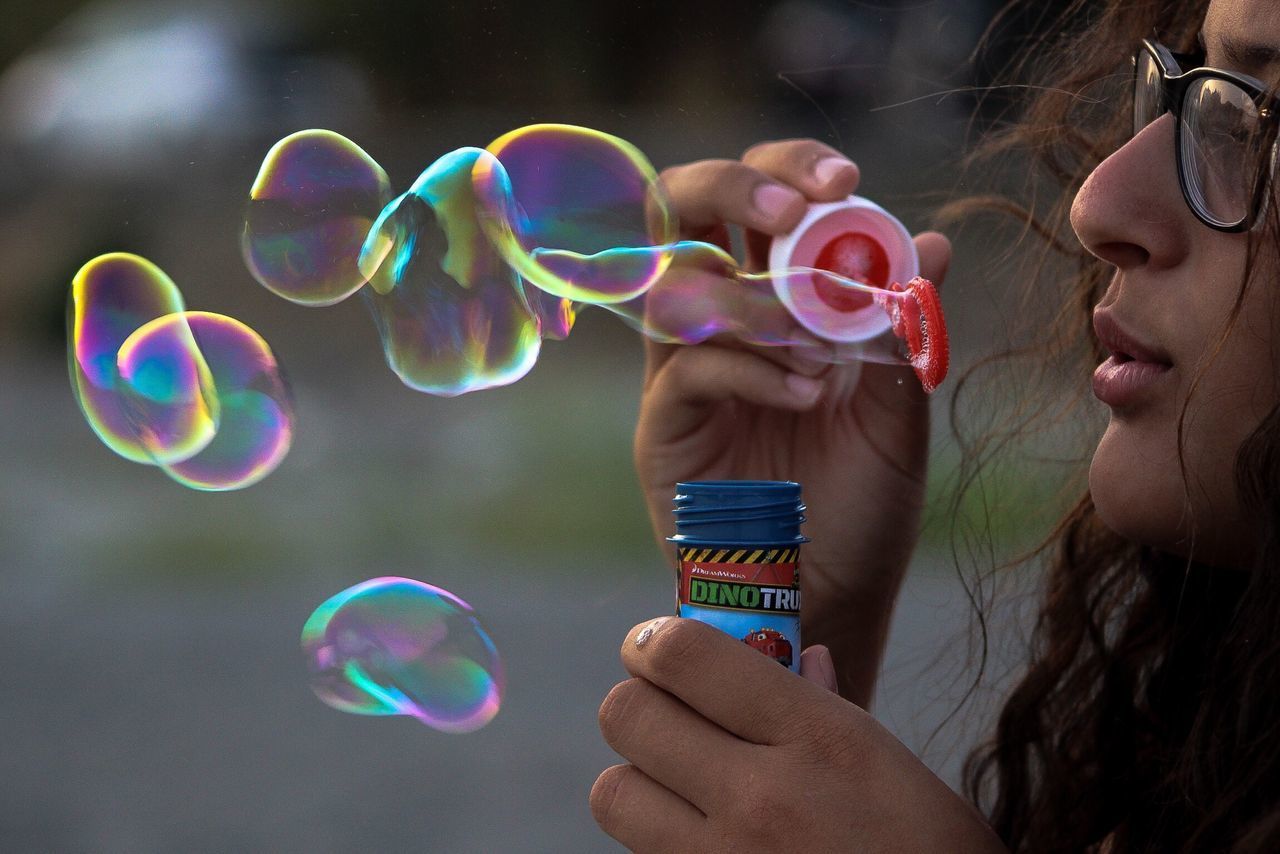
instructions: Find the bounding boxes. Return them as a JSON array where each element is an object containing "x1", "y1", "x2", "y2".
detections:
[
  {"x1": 591, "y1": 618, "x2": 1005, "y2": 854},
  {"x1": 635, "y1": 139, "x2": 951, "y2": 705}
]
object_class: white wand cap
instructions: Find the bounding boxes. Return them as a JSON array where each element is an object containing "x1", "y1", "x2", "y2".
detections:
[{"x1": 768, "y1": 195, "x2": 919, "y2": 344}]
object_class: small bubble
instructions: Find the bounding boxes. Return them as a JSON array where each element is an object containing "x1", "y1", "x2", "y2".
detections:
[{"x1": 301, "y1": 577, "x2": 505, "y2": 734}]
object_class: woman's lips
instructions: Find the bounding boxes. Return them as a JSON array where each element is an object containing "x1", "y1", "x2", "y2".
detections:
[{"x1": 1092, "y1": 355, "x2": 1173, "y2": 407}]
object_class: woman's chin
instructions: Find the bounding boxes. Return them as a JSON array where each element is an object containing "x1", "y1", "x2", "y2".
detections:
[{"x1": 1090, "y1": 425, "x2": 1254, "y2": 569}]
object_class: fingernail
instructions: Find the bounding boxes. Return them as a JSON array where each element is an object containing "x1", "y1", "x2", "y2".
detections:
[
  {"x1": 785, "y1": 373, "x2": 823, "y2": 404},
  {"x1": 813, "y1": 156, "x2": 855, "y2": 186},
  {"x1": 751, "y1": 183, "x2": 800, "y2": 221},
  {"x1": 635, "y1": 618, "x2": 667, "y2": 648}
]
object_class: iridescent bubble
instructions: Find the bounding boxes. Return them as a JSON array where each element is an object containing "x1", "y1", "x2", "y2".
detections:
[
  {"x1": 301, "y1": 577, "x2": 504, "y2": 734},
  {"x1": 599, "y1": 239, "x2": 946, "y2": 390},
  {"x1": 244, "y1": 129, "x2": 392, "y2": 306},
  {"x1": 358, "y1": 148, "x2": 542, "y2": 396},
  {"x1": 116, "y1": 313, "x2": 220, "y2": 466},
  {"x1": 600, "y1": 241, "x2": 821, "y2": 349},
  {"x1": 69, "y1": 253, "x2": 293, "y2": 490},
  {"x1": 154, "y1": 312, "x2": 294, "y2": 491},
  {"x1": 474, "y1": 123, "x2": 676, "y2": 304},
  {"x1": 69, "y1": 253, "x2": 189, "y2": 463}
]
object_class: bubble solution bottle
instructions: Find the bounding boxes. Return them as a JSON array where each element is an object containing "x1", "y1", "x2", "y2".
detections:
[{"x1": 669, "y1": 481, "x2": 807, "y2": 673}]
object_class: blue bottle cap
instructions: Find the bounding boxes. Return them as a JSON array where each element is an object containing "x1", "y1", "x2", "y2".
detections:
[{"x1": 668, "y1": 480, "x2": 808, "y2": 546}]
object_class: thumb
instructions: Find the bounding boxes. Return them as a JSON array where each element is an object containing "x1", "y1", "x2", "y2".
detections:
[
  {"x1": 799, "y1": 644, "x2": 839, "y2": 694},
  {"x1": 913, "y1": 230, "x2": 952, "y2": 288}
]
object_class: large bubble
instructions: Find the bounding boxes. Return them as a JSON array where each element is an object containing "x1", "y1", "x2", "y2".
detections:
[
  {"x1": 357, "y1": 148, "x2": 542, "y2": 395},
  {"x1": 243, "y1": 130, "x2": 392, "y2": 307},
  {"x1": 474, "y1": 123, "x2": 676, "y2": 305},
  {"x1": 244, "y1": 124, "x2": 950, "y2": 397},
  {"x1": 301, "y1": 577, "x2": 504, "y2": 734},
  {"x1": 69, "y1": 254, "x2": 294, "y2": 490}
]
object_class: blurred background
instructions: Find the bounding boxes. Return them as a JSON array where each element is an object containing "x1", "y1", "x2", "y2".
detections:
[{"x1": 0, "y1": 0, "x2": 1097, "y2": 850}]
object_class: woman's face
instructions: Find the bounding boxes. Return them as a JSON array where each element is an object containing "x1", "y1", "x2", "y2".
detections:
[{"x1": 1071, "y1": 0, "x2": 1280, "y2": 567}]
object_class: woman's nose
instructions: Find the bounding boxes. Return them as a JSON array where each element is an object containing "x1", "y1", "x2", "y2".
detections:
[{"x1": 1070, "y1": 113, "x2": 1193, "y2": 272}]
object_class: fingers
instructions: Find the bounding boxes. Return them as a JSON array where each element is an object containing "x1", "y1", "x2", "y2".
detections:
[
  {"x1": 742, "y1": 139, "x2": 860, "y2": 203},
  {"x1": 636, "y1": 246, "x2": 829, "y2": 363},
  {"x1": 622, "y1": 617, "x2": 842, "y2": 746},
  {"x1": 598, "y1": 677, "x2": 751, "y2": 811},
  {"x1": 659, "y1": 159, "x2": 808, "y2": 238},
  {"x1": 799, "y1": 645, "x2": 839, "y2": 694},
  {"x1": 913, "y1": 231, "x2": 952, "y2": 286},
  {"x1": 657, "y1": 139, "x2": 859, "y2": 242},
  {"x1": 740, "y1": 140, "x2": 859, "y2": 268},
  {"x1": 641, "y1": 344, "x2": 825, "y2": 438},
  {"x1": 590, "y1": 764, "x2": 705, "y2": 852}
]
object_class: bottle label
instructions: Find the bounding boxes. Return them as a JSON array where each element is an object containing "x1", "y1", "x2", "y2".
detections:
[{"x1": 676, "y1": 546, "x2": 801, "y2": 673}]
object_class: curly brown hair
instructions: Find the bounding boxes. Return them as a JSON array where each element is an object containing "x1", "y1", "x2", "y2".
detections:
[{"x1": 940, "y1": 1, "x2": 1280, "y2": 851}]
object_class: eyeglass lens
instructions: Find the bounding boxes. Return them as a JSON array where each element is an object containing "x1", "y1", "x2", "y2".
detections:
[
  {"x1": 1134, "y1": 48, "x2": 1271, "y2": 227},
  {"x1": 1179, "y1": 78, "x2": 1265, "y2": 226}
]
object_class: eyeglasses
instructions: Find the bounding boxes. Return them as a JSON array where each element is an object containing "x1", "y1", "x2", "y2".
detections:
[{"x1": 1134, "y1": 38, "x2": 1280, "y2": 232}]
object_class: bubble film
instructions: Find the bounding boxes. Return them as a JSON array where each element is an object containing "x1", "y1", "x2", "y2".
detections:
[
  {"x1": 69, "y1": 253, "x2": 190, "y2": 463},
  {"x1": 358, "y1": 148, "x2": 542, "y2": 395},
  {"x1": 156, "y1": 312, "x2": 294, "y2": 490},
  {"x1": 301, "y1": 577, "x2": 504, "y2": 734},
  {"x1": 245, "y1": 124, "x2": 949, "y2": 396},
  {"x1": 116, "y1": 313, "x2": 220, "y2": 465},
  {"x1": 598, "y1": 242, "x2": 938, "y2": 374},
  {"x1": 244, "y1": 130, "x2": 392, "y2": 306},
  {"x1": 474, "y1": 123, "x2": 676, "y2": 304},
  {"x1": 68, "y1": 254, "x2": 293, "y2": 490}
]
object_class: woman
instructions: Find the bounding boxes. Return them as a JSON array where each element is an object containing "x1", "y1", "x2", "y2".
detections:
[{"x1": 591, "y1": 0, "x2": 1280, "y2": 850}]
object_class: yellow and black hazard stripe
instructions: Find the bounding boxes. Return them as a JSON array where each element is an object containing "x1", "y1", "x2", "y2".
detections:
[{"x1": 678, "y1": 546, "x2": 799, "y2": 564}]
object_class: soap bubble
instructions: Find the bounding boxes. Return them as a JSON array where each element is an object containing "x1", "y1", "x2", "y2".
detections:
[
  {"x1": 358, "y1": 148, "x2": 542, "y2": 396},
  {"x1": 116, "y1": 312, "x2": 220, "y2": 465},
  {"x1": 243, "y1": 130, "x2": 392, "y2": 307},
  {"x1": 68, "y1": 254, "x2": 293, "y2": 490},
  {"x1": 151, "y1": 312, "x2": 294, "y2": 490},
  {"x1": 474, "y1": 123, "x2": 676, "y2": 304},
  {"x1": 69, "y1": 253, "x2": 189, "y2": 463},
  {"x1": 244, "y1": 124, "x2": 950, "y2": 397},
  {"x1": 301, "y1": 577, "x2": 504, "y2": 734}
]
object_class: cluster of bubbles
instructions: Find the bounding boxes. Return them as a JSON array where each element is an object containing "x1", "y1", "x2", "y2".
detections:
[
  {"x1": 301, "y1": 577, "x2": 504, "y2": 734},
  {"x1": 67, "y1": 260, "x2": 499, "y2": 731},
  {"x1": 67, "y1": 253, "x2": 294, "y2": 491},
  {"x1": 243, "y1": 123, "x2": 948, "y2": 396},
  {"x1": 67, "y1": 124, "x2": 949, "y2": 736}
]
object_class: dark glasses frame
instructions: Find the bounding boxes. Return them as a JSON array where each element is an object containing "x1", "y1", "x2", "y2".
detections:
[{"x1": 1135, "y1": 37, "x2": 1280, "y2": 232}]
